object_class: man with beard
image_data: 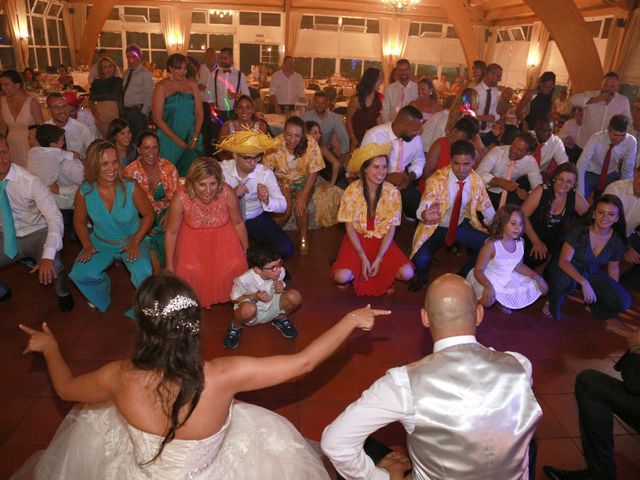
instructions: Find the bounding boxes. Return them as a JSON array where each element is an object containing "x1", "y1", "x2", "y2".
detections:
[
  {"x1": 361, "y1": 105, "x2": 425, "y2": 220},
  {"x1": 45, "y1": 93, "x2": 97, "y2": 158},
  {"x1": 476, "y1": 131, "x2": 542, "y2": 208},
  {"x1": 303, "y1": 91, "x2": 350, "y2": 157},
  {"x1": 381, "y1": 59, "x2": 418, "y2": 122}
]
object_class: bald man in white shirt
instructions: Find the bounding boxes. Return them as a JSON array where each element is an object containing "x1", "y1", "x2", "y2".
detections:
[{"x1": 322, "y1": 273, "x2": 542, "y2": 480}]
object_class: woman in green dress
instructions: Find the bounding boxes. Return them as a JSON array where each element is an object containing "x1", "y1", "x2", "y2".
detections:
[{"x1": 152, "y1": 54, "x2": 204, "y2": 176}]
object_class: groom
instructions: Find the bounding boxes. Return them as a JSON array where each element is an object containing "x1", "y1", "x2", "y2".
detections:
[{"x1": 321, "y1": 273, "x2": 542, "y2": 479}]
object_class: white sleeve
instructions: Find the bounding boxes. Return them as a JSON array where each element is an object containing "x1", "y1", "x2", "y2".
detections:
[
  {"x1": 321, "y1": 367, "x2": 414, "y2": 480},
  {"x1": 261, "y1": 169, "x2": 287, "y2": 213},
  {"x1": 552, "y1": 137, "x2": 569, "y2": 165},
  {"x1": 361, "y1": 129, "x2": 376, "y2": 147},
  {"x1": 620, "y1": 137, "x2": 637, "y2": 180},
  {"x1": 30, "y1": 176, "x2": 64, "y2": 259},
  {"x1": 569, "y1": 92, "x2": 593, "y2": 108},
  {"x1": 476, "y1": 149, "x2": 499, "y2": 186},
  {"x1": 59, "y1": 157, "x2": 85, "y2": 186},
  {"x1": 408, "y1": 140, "x2": 426, "y2": 178},
  {"x1": 576, "y1": 136, "x2": 597, "y2": 197},
  {"x1": 230, "y1": 275, "x2": 248, "y2": 301},
  {"x1": 526, "y1": 160, "x2": 543, "y2": 190},
  {"x1": 239, "y1": 74, "x2": 250, "y2": 96},
  {"x1": 142, "y1": 74, "x2": 154, "y2": 116},
  {"x1": 381, "y1": 86, "x2": 393, "y2": 123}
]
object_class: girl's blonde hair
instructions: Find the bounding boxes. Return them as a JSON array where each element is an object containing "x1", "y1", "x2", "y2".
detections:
[
  {"x1": 184, "y1": 157, "x2": 224, "y2": 199},
  {"x1": 488, "y1": 204, "x2": 525, "y2": 241},
  {"x1": 97, "y1": 56, "x2": 119, "y2": 79}
]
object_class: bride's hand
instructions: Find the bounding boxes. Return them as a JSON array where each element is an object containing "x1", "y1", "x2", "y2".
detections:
[
  {"x1": 346, "y1": 304, "x2": 391, "y2": 331},
  {"x1": 19, "y1": 322, "x2": 59, "y2": 355}
]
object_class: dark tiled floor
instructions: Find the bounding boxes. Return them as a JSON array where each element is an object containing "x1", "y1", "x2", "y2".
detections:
[{"x1": 1, "y1": 223, "x2": 639, "y2": 479}]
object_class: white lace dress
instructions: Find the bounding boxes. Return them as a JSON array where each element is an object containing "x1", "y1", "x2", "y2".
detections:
[
  {"x1": 10, "y1": 401, "x2": 330, "y2": 480},
  {"x1": 466, "y1": 239, "x2": 543, "y2": 309}
]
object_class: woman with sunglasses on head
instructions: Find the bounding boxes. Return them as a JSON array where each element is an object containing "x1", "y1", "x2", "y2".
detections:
[{"x1": 15, "y1": 272, "x2": 390, "y2": 479}]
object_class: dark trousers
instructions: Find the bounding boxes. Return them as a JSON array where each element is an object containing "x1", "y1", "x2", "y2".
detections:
[
  {"x1": 122, "y1": 106, "x2": 149, "y2": 143},
  {"x1": 584, "y1": 171, "x2": 619, "y2": 200},
  {"x1": 622, "y1": 232, "x2": 640, "y2": 290},
  {"x1": 487, "y1": 176, "x2": 532, "y2": 209},
  {"x1": 246, "y1": 212, "x2": 294, "y2": 259},
  {"x1": 202, "y1": 102, "x2": 215, "y2": 156},
  {"x1": 575, "y1": 369, "x2": 640, "y2": 480},
  {"x1": 400, "y1": 185, "x2": 421, "y2": 219},
  {"x1": 547, "y1": 264, "x2": 632, "y2": 320},
  {"x1": 411, "y1": 219, "x2": 488, "y2": 285},
  {"x1": 566, "y1": 145, "x2": 583, "y2": 165},
  {"x1": 211, "y1": 109, "x2": 234, "y2": 144}
]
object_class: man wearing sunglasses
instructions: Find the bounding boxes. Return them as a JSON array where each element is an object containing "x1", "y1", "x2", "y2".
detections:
[{"x1": 219, "y1": 131, "x2": 294, "y2": 258}]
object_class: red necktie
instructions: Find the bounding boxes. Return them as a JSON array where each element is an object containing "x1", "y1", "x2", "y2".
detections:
[
  {"x1": 596, "y1": 144, "x2": 614, "y2": 193},
  {"x1": 445, "y1": 180, "x2": 465, "y2": 246},
  {"x1": 534, "y1": 144, "x2": 542, "y2": 166}
]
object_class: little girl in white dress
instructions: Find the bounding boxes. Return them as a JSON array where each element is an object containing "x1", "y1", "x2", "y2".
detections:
[{"x1": 467, "y1": 204, "x2": 548, "y2": 313}]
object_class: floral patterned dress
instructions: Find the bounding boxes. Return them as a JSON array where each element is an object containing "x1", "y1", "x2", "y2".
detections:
[{"x1": 174, "y1": 186, "x2": 247, "y2": 306}]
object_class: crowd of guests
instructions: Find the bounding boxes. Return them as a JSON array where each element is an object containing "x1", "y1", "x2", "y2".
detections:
[{"x1": 1, "y1": 48, "x2": 640, "y2": 480}]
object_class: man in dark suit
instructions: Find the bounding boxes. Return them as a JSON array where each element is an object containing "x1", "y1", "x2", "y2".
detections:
[{"x1": 544, "y1": 324, "x2": 640, "y2": 480}]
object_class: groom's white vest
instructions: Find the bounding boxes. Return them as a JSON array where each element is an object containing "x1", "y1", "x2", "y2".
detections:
[{"x1": 406, "y1": 343, "x2": 542, "y2": 480}]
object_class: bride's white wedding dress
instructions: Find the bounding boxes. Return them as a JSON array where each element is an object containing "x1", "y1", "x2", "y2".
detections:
[{"x1": 11, "y1": 401, "x2": 330, "y2": 479}]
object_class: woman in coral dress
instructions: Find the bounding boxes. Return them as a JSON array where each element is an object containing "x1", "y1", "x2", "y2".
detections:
[
  {"x1": 165, "y1": 157, "x2": 248, "y2": 307},
  {"x1": 332, "y1": 143, "x2": 414, "y2": 296}
]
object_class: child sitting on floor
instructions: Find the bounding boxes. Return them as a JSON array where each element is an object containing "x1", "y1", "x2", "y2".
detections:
[
  {"x1": 223, "y1": 241, "x2": 302, "y2": 350},
  {"x1": 467, "y1": 204, "x2": 548, "y2": 313}
]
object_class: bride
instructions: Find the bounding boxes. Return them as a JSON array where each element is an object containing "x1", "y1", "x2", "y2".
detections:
[{"x1": 13, "y1": 272, "x2": 389, "y2": 479}]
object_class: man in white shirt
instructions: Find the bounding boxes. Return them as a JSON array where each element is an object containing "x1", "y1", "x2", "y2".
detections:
[
  {"x1": 604, "y1": 168, "x2": 640, "y2": 290},
  {"x1": 531, "y1": 115, "x2": 568, "y2": 175},
  {"x1": 303, "y1": 91, "x2": 350, "y2": 156},
  {"x1": 474, "y1": 63, "x2": 503, "y2": 145},
  {"x1": 122, "y1": 44, "x2": 154, "y2": 141},
  {"x1": 0, "y1": 135, "x2": 74, "y2": 310},
  {"x1": 321, "y1": 273, "x2": 542, "y2": 480},
  {"x1": 361, "y1": 105, "x2": 425, "y2": 219},
  {"x1": 62, "y1": 91, "x2": 100, "y2": 140},
  {"x1": 631, "y1": 106, "x2": 640, "y2": 166},
  {"x1": 269, "y1": 56, "x2": 306, "y2": 114},
  {"x1": 198, "y1": 48, "x2": 218, "y2": 155},
  {"x1": 218, "y1": 131, "x2": 293, "y2": 258},
  {"x1": 208, "y1": 47, "x2": 250, "y2": 142},
  {"x1": 576, "y1": 114, "x2": 637, "y2": 199},
  {"x1": 570, "y1": 71, "x2": 632, "y2": 149},
  {"x1": 558, "y1": 107, "x2": 583, "y2": 164},
  {"x1": 381, "y1": 59, "x2": 418, "y2": 123},
  {"x1": 46, "y1": 93, "x2": 97, "y2": 158},
  {"x1": 476, "y1": 131, "x2": 543, "y2": 208}
]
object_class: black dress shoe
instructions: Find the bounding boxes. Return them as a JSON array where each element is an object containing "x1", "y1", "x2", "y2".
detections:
[
  {"x1": 58, "y1": 294, "x2": 75, "y2": 312},
  {"x1": 408, "y1": 279, "x2": 425, "y2": 292},
  {"x1": 0, "y1": 287, "x2": 11, "y2": 302},
  {"x1": 543, "y1": 465, "x2": 592, "y2": 479}
]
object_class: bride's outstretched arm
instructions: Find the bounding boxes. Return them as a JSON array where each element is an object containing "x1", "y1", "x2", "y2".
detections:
[
  {"x1": 19, "y1": 322, "x2": 118, "y2": 403},
  {"x1": 215, "y1": 305, "x2": 391, "y2": 394}
]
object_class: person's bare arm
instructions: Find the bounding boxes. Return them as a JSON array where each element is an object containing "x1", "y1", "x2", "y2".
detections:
[
  {"x1": 164, "y1": 194, "x2": 184, "y2": 272},
  {"x1": 521, "y1": 186, "x2": 546, "y2": 259},
  {"x1": 345, "y1": 97, "x2": 360, "y2": 148},
  {"x1": 423, "y1": 140, "x2": 442, "y2": 180},
  {"x1": 224, "y1": 184, "x2": 249, "y2": 250}
]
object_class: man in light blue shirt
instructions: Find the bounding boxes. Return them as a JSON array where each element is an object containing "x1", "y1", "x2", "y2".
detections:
[{"x1": 303, "y1": 91, "x2": 350, "y2": 156}]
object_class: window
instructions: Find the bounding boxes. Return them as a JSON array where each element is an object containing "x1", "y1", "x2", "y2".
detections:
[
  {"x1": 209, "y1": 34, "x2": 233, "y2": 51},
  {"x1": 261, "y1": 13, "x2": 280, "y2": 27},
  {"x1": 416, "y1": 64, "x2": 437, "y2": 80},
  {"x1": 0, "y1": 12, "x2": 16, "y2": 70},
  {"x1": 585, "y1": 20, "x2": 602, "y2": 38},
  {"x1": 602, "y1": 17, "x2": 612, "y2": 39},
  {"x1": 301, "y1": 15, "x2": 314, "y2": 29},
  {"x1": 239, "y1": 12, "x2": 259, "y2": 25},
  {"x1": 209, "y1": 11, "x2": 233, "y2": 25},
  {"x1": 445, "y1": 26, "x2": 458, "y2": 39},
  {"x1": 26, "y1": 0, "x2": 71, "y2": 70},
  {"x1": 187, "y1": 34, "x2": 235, "y2": 67},
  {"x1": 313, "y1": 58, "x2": 335, "y2": 79},
  {"x1": 296, "y1": 57, "x2": 312, "y2": 78},
  {"x1": 510, "y1": 28, "x2": 524, "y2": 41},
  {"x1": 340, "y1": 58, "x2": 362, "y2": 80},
  {"x1": 122, "y1": 7, "x2": 160, "y2": 23},
  {"x1": 126, "y1": 32, "x2": 149, "y2": 49},
  {"x1": 366, "y1": 20, "x2": 379, "y2": 34},
  {"x1": 409, "y1": 23, "x2": 420, "y2": 36},
  {"x1": 192, "y1": 11, "x2": 206, "y2": 24},
  {"x1": 260, "y1": 44, "x2": 279, "y2": 70},
  {"x1": 364, "y1": 60, "x2": 382, "y2": 74}
]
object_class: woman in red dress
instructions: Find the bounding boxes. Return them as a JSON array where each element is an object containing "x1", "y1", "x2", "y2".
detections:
[
  {"x1": 332, "y1": 143, "x2": 414, "y2": 296},
  {"x1": 165, "y1": 157, "x2": 248, "y2": 307}
]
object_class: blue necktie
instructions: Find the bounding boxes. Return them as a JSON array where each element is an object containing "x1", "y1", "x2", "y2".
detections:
[{"x1": 0, "y1": 180, "x2": 18, "y2": 259}]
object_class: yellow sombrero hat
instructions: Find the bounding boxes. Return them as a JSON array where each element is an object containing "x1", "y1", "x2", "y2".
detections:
[
  {"x1": 347, "y1": 142, "x2": 393, "y2": 174},
  {"x1": 216, "y1": 129, "x2": 279, "y2": 155}
]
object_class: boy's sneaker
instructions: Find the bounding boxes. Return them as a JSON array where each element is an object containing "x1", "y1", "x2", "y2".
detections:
[
  {"x1": 272, "y1": 317, "x2": 298, "y2": 339},
  {"x1": 223, "y1": 324, "x2": 243, "y2": 349}
]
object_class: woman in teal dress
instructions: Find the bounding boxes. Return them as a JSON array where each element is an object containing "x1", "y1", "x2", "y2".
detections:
[
  {"x1": 152, "y1": 54, "x2": 204, "y2": 176},
  {"x1": 124, "y1": 130, "x2": 180, "y2": 272},
  {"x1": 70, "y1": 140, "x2": 155, "y2": 313}
]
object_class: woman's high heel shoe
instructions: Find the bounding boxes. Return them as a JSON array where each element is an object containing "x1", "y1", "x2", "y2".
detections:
[{"x1": 300, "y1": 236, "x2": 309, "y2": 256}]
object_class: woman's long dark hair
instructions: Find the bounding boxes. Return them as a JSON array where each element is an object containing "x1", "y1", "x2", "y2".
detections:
[
  {"x1": 360, "y1": 157, "x2": 385, "y2": 218},
  {"x1": 132, "y1": 273, "x2": 204, "y2": 465},
  {"x1": 357, "y1": 68, "x2": 381, "y2": 109},
  {"x1": 284, "y1": 116, "x2": 308, "y2": 157},
  {"x1": 539, "y1": 162, "x2": 578, "y2": 222}
]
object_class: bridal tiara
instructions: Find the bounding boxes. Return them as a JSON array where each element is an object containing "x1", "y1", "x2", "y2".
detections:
[{"x1": 142, "y1": 295, "x2": 200, "y2": 335}]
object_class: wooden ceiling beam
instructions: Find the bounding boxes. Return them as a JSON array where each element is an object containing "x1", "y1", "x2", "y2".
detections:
[
  {"x1": 78, "y1": 0, "x2": 118, "y2": 66},
  {"x1": 440, "y1": 0, "x2": 484, "y2": 70}
]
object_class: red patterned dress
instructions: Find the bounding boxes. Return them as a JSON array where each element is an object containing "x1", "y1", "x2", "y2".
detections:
[{"x1": 174, "y1": 186, "x2": 247, "y2": 306}]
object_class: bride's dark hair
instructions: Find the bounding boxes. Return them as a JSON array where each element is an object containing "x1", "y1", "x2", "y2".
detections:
[{"x1": 132, "y1": 272, "x2": 204, "y2": 464}]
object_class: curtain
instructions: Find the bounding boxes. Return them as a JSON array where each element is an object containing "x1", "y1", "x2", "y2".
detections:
[
  {"x1": 61, "y1": 5, "x2": 77, "y2": 67},
  {"x1": 603, "y1": 15, "x2": 625, "y2": 73},
  {"x1": 285, "y1": 10, "x2": 303, "y2": 56},
  {"x1": 379, "y1": 18, "x2": 411, "y2": 86},
  {"x1": 4, "y1": 0, "x2": 29, "y2": 70},
  {"x1": 525, "y1": 22, "x2": 550, "y2": 88},
  {"x1": 160, "y1": 7, "x2": 191, "y2": 55},
  {"x1": 617, "y1": 8, "x2": 640, "y2": 77}
]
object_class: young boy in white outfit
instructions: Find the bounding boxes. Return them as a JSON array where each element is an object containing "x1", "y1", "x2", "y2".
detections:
[{"x1": 224, "y1": 241, "x2": 302, "y2": 349}]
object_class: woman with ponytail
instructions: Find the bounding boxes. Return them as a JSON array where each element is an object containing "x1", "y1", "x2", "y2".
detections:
[{"x1": 14, "y1": 272, "x2": 390, "y2": 479}]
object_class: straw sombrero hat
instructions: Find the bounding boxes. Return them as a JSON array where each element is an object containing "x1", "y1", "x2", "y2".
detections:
[
  {"x1": 216, "y1": 129, "x2": 279, "y2": 155},
  {"x1": 347, "y1": 142, "x2": 393, "y2": 174}
]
